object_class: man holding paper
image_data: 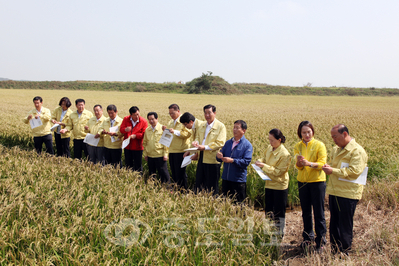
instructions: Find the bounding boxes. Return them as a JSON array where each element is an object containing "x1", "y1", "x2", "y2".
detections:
[
  {"x1": 120, "y1": 106, "x2": 148, "y2": 172},
  {"x1": 322, "y1": 124, "x2": 368, "y2": 255},
  {"x1": 60, "y1": 99, "x2": 93, "y2": 160},
  {"x1": 216, "y1": 120, "x2": 252, "y2": 203},
  {"x1": 162, "y1": 104, "x2": 192, "y2": 190},
  {"x1": 84, "y1": 104, "x2": 106, "y2": 165},
  {"x1": 23, "y1": 96, "x2": 54, "y2": 155},
  {"x1": 99, "y1": 105, "x2": 124, "y2": 167},
  {"x1": 180, "y1": 112, "x2": 204, "y2": 143},
  {"x1": 193, "y1": 104, "x2": 226, "y2": 195},
  {"x1": 143, "y1": 112, "x2": 170, "y2": 184}
]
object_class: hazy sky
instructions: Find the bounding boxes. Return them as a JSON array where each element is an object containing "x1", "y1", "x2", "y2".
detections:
[{"x1": 1, "y1": 0, "x2": 398, "y2": 88}]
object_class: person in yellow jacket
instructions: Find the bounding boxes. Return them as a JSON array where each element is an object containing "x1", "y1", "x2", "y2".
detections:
[
  {"x1": 99, "y1": 104, "x2": 124, "y2": 167},
  {"x1": 179, "y1": 112, "x2": 205, "y2": 144},
  {"x1": 51, "y1": 97, "x2": 73, "y2": 157},
  {"x1": 84, "y1": 104, "x2": 106, "y2": 165},
  {"x1": 255, "y1": 128, "x2": 291, "y2": 235},
  {"x1": 143, "y1": 112, "x2": 170, "y2": 184},
  {"x1": 294, "y1": 121, "x2": 327, "y2": 252},
  {"x1": 162, "y1": 104, "x2": 192, "y2": 190},
  {"x1": 23, "y1": 96, "x2": 54, "y2": 155},
  {"x1": 60, "y1": 99, "x2": 93, "y2": 160},
  {"x1": 192, "y1": 104, "x2": 226, "y2": 195},
  {"x1": 322, "y1": 124, "x2": 368, "y2": 254}
]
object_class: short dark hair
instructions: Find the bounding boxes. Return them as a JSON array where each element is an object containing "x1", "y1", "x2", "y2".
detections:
[
  {"x1": 269, "y1": 128, "x2": 286, "y2": 143},
  {"x1": 75, "y1": 98, "x2": 85, "y2": 105},
  {"x1": 297, "y1": 121, "x2": 314, "y2": 139},
  {"x1": 107, "y1": 104, "x2": 117, "y2": 112},
  {"x1": 147, "y1": 112, "x2": 158, "y2": 119},
  {"x1": 58, "y1": 97, "x2": 71, "y2": 108},
  {"x1": 337, "y1": 124, "x2": 349, "y2": 135},
  {"x1": 168, "y1": 104, "x2": 180, "y2": 111},
  {"x1": 180, "y1": 112, "x2": 195, "y2": 124},
  {"x1": 234, "y1": 120, "x2": 247, "y2": 130},
  {"x1": 93, "y1": 104, "x2": 102, "y2": 110},
  {"x1": 203, "y1": 104, "x2": 216, "y2": 113},
  {"x1": 129, "y1": 106, "x2": 140, "y2": 114},
  {"x1": 33, "y1": 96, "x2": 43, "y2": 102}
]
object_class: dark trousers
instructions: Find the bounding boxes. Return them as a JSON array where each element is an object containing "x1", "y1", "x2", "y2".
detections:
[
  {"x1": 169, "y1": 152, "x2": 188, "y2": 189},
  {"x1": 34, "y1": 134, "x2": 54, "y2": 155},
  {"x1": 125, "y1": 149, "x2": 143, "y2": 173},
  {"x1": 54, "y1": 133, "x2": 70, "y2": 157},
  {"x1": 195, "y1": 151, "x2": 220, "y2": 195},
  {"x1": 73, "y1": 139, "x2": 88, "y2": 160},
  {"x1": 298, "y1": 181, "x2": 327, "y2": 248},
  {"x1": 222, "y1": 179, "x2": 246, "y2": 203},
  {"x1": 148, "y1": 157, "x2": 170, "y2": 184},
  {"x1": 329, "y1": 195, "x2": 358, "y2": 254},
  {"x1": 104, "y1": 148, "x2": 122, "y2": 168},
  {"x1": 265, "y1": 188, "x2": 288, "y2": 221},
  {"x1": 87, "y1": 145, "x2": 105, "y2": 165}
]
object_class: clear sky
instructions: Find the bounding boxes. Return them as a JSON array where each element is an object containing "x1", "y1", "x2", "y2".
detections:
[{"x1": 1, "y1": 0, "x2": 398, "y2": 88}]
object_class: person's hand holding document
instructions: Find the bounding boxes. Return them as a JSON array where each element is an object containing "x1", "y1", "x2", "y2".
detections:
[
  {"x1": 122, "y1": 138, "x2": 130, "y2": 149},
  {"x1": 109, "y1": 126, "x2": 119, "y2": 142},
  {"x1": 29, "y1": 117, "x2": 43, "y2": 129},
  {"x1": 84, "y1": 133, "x2": 100, "y2": 146},
  {"x1": 50, "y1": 124, "x2": 61, "y2": 132},
  {"x1": 252, "y1": 163, "x2": 271, "y2": 181},
  {"x1": 338, "y1": 163, "x2": 368, "y2": 185},
  {"x1": 159, "y1": 129, "x2": 173, "y2": 147},
  {"x1": 181, "y1": 154, "x2": 196, "y2": 168}
]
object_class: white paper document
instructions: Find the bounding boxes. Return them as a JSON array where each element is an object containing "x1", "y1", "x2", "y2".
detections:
[
  {"x1": 181, "y1": 154, "x2": 195, "y2": 168},
  {"x1": 184, "y1": 147, "x2": 199, "y2": 152},
  {"x1": 50, "y1": 124, "x2": 61, "y2": 132},
  {"x1": 109, "y1": 126, "x2": 119, "y2": 143},
  {"x1": 252, "y1": 164, "x2": 271, "y2": 181},
  {"x1": 338, "y1": 162, "x2": 368, "y2": 185},
  {"x1": 29, "y1": 117, "x2": 43, "y2": 129},
  {"x1": 159, "y1": 129, "x2": 174, "y2": 148},
  {"x1": 122, "y1": 138, "x2": 130, "y2": 149},
  {"x1": 83, "y1": 133, "x2": 100, "y2": 146}
]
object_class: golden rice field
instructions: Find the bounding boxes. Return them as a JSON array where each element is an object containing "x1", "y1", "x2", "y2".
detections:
[{"x1": 1, "y1": 88, "x2": 399, "y2": 265}]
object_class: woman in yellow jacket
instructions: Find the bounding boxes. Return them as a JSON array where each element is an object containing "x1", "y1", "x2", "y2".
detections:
[
  {"x1": 51, "y1": 97, "x2": 73, "y2": 157},
  {"x1": 255, "y1": 128, "x2": 291, "y2": 236},
  {"x1": 294, "y1": 121, "x2": 327, "y2": 252}
]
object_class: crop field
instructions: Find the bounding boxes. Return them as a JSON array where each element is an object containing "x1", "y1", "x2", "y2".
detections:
[{"x1": 1, "y1": 88, "x2": 399, "y2": 265}]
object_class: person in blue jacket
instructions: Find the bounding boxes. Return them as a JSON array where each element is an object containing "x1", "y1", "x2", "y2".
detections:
[{"x1": 217, "y1": 120, "x2": 253, "y2": 203}]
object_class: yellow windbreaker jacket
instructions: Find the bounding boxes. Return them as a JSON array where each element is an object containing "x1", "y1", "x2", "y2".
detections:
[
  {"x1": 65, "y1": 109, "x2": 93, "y2": 140},
  {"x1": 326, "y1": 139, "x2": 368, "y2": 200},
  {"x1": 294, "y1": 138, "x2": 327, "y2": 183},
  {"x1": 85, "y1": 116, "x2": 106, "y2": 147},
  {"x1": 143, "y1": 123, "x2": 168, "y2": 158},
  {"x1": 23, "y1": 107, "x2": 52, "y2": 137},
  {"x1": 166, "y1": 115, "x2": 192, "y2": 153},
  {"x1": 258, "y1": 144, "x2": 292, "y2": 190},
  {"x1": 99, "y1": 116, "x2": 123, "y2": 149},
  {"x1": 51, "y1": 106, "x2": 73, "y2": 139},
  {"x1": 194, "y1": 118, "x2": 226, "y2": 164}
]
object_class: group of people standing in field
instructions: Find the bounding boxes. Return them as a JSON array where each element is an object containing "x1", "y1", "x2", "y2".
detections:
[{"x1": 24, "y1": 95, "x2": 368, "y2": 255}]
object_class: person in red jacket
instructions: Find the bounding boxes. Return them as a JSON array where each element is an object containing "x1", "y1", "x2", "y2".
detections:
[{"x1": 120, "y1": 106, "x2": 148, "y2": 173}]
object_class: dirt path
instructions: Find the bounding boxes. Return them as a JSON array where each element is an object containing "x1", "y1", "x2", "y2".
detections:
[{"x1": 271, "y1": 201, "x2": 399, "y2": 265}]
